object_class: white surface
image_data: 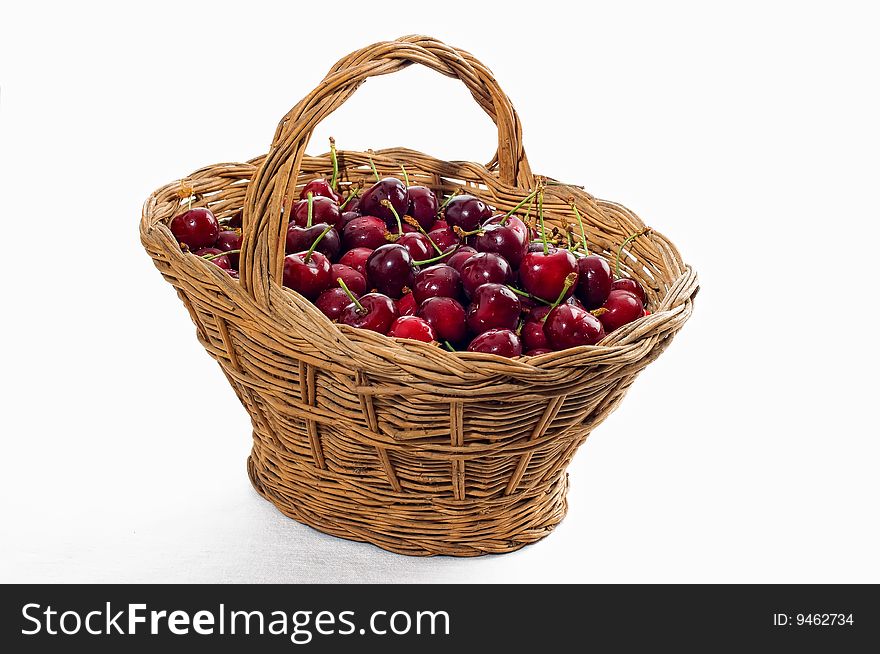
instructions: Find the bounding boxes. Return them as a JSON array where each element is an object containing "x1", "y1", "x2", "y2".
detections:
[{"x1": 1, "y1": 1, "x2": 878, "y2": 583}]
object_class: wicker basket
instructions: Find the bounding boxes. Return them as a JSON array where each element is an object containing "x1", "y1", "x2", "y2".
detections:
[{"x1": 141, "y1": 35, "x2": 698, "y2": 556}]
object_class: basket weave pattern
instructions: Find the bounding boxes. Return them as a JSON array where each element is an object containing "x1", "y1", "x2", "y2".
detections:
[{"x1": 141, "y1": 36, "x2": 698, "y2": 556}]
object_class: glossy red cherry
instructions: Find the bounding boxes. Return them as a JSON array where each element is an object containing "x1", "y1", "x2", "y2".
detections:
[
  {"x1": 315, "y1": 287, "x2": 351, "y2": 320},
  {"x1": 544, "y1": 304, "x2": 605, "y2": 349},
  {"x1": 474, "y1": 215, "x2": 529, "y2": 268},
  {"x1": 529, "y1": 304, "x2": 552, "y2": 323},
  {"x1": 575, "y1": 255, "x2": 613, "y2": 309},
  {"x1": 432, "y1": 219, "x2": 448, "y2": 231},
  {"x1": 525, "y1": 348, "x2": 553, "y2": 356},
  {"x1": 611, "y1": 278, "x2": 648, "y2": 307},
  {"x1": 286, "y1": 223, "x2": 341, "y2": 260},
  {"x1": 417, "y1": 297, "x2": 468, "y2": 344},
  {"x1": 282, "y1": 250, "x2": 331, "y2": 300},
  {"x1": 215, "y1": 230, "x2": 242, "y2": 268},
  {"x1": 467, "y1": 329, "x2": 522, "y2": 357},
  {"x1": 193, "y1": 247, "x2": 232, "y2": 270},
  {"x1": 222, "y1": 209, "x2": 243, "y2": 229},
  {"x1": 444, "y1": 194, "x2": 492, "y2": 231},
  {"x1": 330, "y1": 264, "x2": 366, "y2": 296},
  {"x1": 598, "y1": 290, "x2": 644, "y2": 332},
  {"x1": 388, "y1": 316, "x2": 437, "y2": 343},
  {"x1": 396, "y1": 232, "x2": 433, "y2": 261},
  {"x1": 466, "y1": 283, "x2": 521, "y2": 334},
  {"x1": 170, "y1": 207, "x2": 219, "y2": 249},
  {"x1": 291, "y1": 195, "x2": 342, "y2": 228},
  {"x1": 300, "y1": 178, "x2": 344, "y2": 204},
  {"x1": 459, "y1": 252, "x2": 514, "y2": 298},
  {"x1": 359, "y1": 177, "x2": 408, "y2": 225},
  {"x1": 521, "y1": 320, "x2": 550, "y2": 351},
  {"x1": 338, "y1": 210, "x2": 361, "y2": 230},
  {"x1": 406, "y1": 186, "x2": 439, "y2": 230},
  {"x1": 412, "y1": 264, "x2": 462, "y2": 304},
  {"x1": 338, "y1": 247, "x2": 373, "y2": 276},
  {"x1": 397, "y1": 292, "x2": 418, "y2": 316},
  {"x1": 365, "y1": 244, "x2": 414, "y2": 299},
  {"x1": 446, "y1": 246, "x2": 478, "y2": 272},
  {"x1": 519, "y1": 248, "x2": 578, "y2": 303},
  {"x1": 426, "y1": 226, "x2": 460, "y2": 251},
  {"x1": 339, "y1": 292, "x2": 399, "y2": 334},
  {"x1": 343, "y1": 216, "x2": 389, "y2": 251},
  {"x1": 342, "y1": 195, "x2": 361, "y2": 214}
]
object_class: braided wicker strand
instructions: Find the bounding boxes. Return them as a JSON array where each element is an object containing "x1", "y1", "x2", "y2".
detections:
[{"x1": 140, "y1": 36, "x2": 698, "y2": 556}]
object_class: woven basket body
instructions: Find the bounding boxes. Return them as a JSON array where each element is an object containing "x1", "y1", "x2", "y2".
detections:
[{"x1": 141, "y1": 36, "x2": 698, "y2": 556}]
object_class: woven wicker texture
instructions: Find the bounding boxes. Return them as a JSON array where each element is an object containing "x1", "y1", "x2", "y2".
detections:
[{"x1": 141, "y1": 35, "x2": 698, "y2": 556}]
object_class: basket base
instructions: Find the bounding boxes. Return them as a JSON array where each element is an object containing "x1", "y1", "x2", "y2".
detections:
[{"x1": 246, "y1": 449, "x2": 569, "y2": 557}]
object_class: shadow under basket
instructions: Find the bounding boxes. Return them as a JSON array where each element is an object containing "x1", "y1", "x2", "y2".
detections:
[{"x1": 140, "y1": 35, "x2": 698, "y2": 556}]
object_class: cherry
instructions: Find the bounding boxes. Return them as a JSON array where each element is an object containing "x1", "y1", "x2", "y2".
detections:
[
  {"x1": 519, "y1": 247, "x2": 578, "y2": 303},
  {"x1": 397, "y1": 292, "x2": 418, "y2": 316},
  {"x1": 226, "y1": 269, "x2": 240, "y2": 279},
  {"x1": 611, "y1": 278, "x2": 648, "y2": 307},
  {"x1": 330, "y1": 264, "x2": 366, "y2": 296},
  {"x1": 406, "y1": 186, "x2": 439, "y2": 230},
  {"x1": 529, "y1": 304, "x2": 552, "y2": 323},
  {"x1": 286, "y1": 223, "x2": 341, "y2": 260},
  {"x1": 412, "y1": 264, "x2": 462, "y2": 304},
  {"x1": 222, "y1": 209, "x2": 243, "y2": 229},
  {"x1": 521, "y1": 320, "x2": 550, "y2": 351},
  {"x1": 544, "y1": 304, "x2": 605, "y2": 349},
  {"x1": 282, "y1": 250, "x2": 331, "y2": 300},
  {"x1": 427, "y1": 226, "x2": 460, "y2": 251},
  {"x1": 339, "y1": 292, "x2": 399, "y2": 334},
  {"x1": 598, "y1": 290, "x2": 644, "y2": 332},
  {"x1": 365, "y1": 244, "x2": 414, "y2": 299},
  {"x1": 291, "y1": 195, "x2": 342, "y2": 228},
  {"x1": 338, "y1": 247, "x2": 373, "y2": 276},
  {"x1": 417, "y1": 297, "x2": 468, "y2": 344},
  {"x1": 466, "y1": 283, "x2": 521, "y2": 334},
  {"x1": 215, "y1": 230, "x2": 242, "y2": 268},
  {"x1": 525, "y1": 348, "x2": 553, "y2": 356},
  {"x1": 446, "y1": 246, "x2": 478, "y2": 272},
  {"x1": 359, "y1": 177, "x2": 408, "y2": 225},
  {"x1": 342, "y1": 195, "x2": 361, "y2": 214},
  {"x1": 432, "y1": 219, "x2": 449, "y2": 231},
  {"x1": 300, "y1": 178, "x2": 343, "y2": 204},
  {"x1": 315, "y1": 287, "x2": 351, "y2": 320},
  {"x1": 444, "y1": 194, "x2": 492, "y2": 231},
  {"x1": 467, "y1": 329, "x2": 522, "y2": 357},
  {"x1": 474, "y1": 215, "x2": 529, "y2": 268},
  {"x1": 338, "y1": 210, "x2": 361, "y2": 230},
  {"x1": 170, "y1": 207, "x2": 219, "y2": 249},
  {"x1": 459, "y1": 252, "x2": 514, "y2": 298},
  {"x1": 388, "y1": 316, "x2": 437, "y2": 343},
  {"x1": 194, "y1": 247, "x2": 232, "y2": 270},
  {"x1": 567, "y1": 296, "x2": 586, "y2": 311},
  {"x1": 396, "y1": 232, "x2": 433, "y2": 261},
  {"x1": 527, "y1": 241, "x2": 545, "y2": 252},
  {"x1": 343, "y1": 216, "x2": 389, "y2": 251},
  {"x1": 575, "y1": 255, "x2": 612, "y2": 309}
]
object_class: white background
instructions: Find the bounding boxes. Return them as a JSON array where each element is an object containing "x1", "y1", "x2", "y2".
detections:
[{"x1": 1, "y1": 1, "x2": 878, "y2": 583}]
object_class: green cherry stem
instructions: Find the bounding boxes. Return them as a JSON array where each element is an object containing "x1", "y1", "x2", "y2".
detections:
[
  {"x1": 437, "y1": 189, "x2": 462, "y2": 214},
  {"x1": 303, "y1": 224, "x2": 335, "y2": 264},
  {"x1": 570, "y1": 200, "x2": 589, "y2": 254},
  {"x1": 404, "y1": 216, "x2": 443, "y2": 254},
  {"x1": 507, "y1": 285, "x2": 552, "y2": 306},
  {"x1": 329, "y1": 137, "x2": 339, "y2": 191},
  {"x1": 615, "y1": 228, "x2": 651, "y2": 278},
  {"x1": 368, "y1": 153, "x2": 380, "y2": 182},
  {"x1": 502, "y1": 188, "x2": 540, "y2": 225},
  {"x1": 202, "y1": 249, "x2": 240, "y2": 261},
  {"x1": 412, "y1": 246, "x2": 458, "y2": 266},
  {"x1": 380, "y1": 199, "x2": 404, "y2": 235},
  {"x1": 540, "y1": 272, "x2": 578, "y2": 323},
  {"x1": 337, "y1": 277, "x2": 366, "y2": 314},
  {"x1": 399, "y1": 164, "x2": 410, "y2": 187},
  {"x1": 443, "y1": 340, "x2": 456, "y2": 352},
  {"x1": 537, "y1": 180, "x2": 549, "y2": 255},
  {"x1": 306, "y1": 191, "x2": 314, "y2": 228}
]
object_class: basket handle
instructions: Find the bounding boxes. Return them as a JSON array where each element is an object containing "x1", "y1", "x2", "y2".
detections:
[{"x1": 240, "y1": 35, "x2": 533, "y2": 305}]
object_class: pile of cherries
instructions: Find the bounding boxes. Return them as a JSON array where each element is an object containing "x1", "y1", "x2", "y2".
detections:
[{"x1": 169, "y1": 154, "x2": 650, "y2": 358}]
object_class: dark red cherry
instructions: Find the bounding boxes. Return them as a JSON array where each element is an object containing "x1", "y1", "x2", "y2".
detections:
[
  {"x1": 426, "y1": 226, "x2": 460, "y2": 251},
  {"x1": 388, "y1": 316, "x2": 436, "y2": 343},
  {"x1": 291, "y1": 195, "x2": 342, "y2": 228},
  {"x1": 544, "y1": 304, "x2": 605, "y2": 349},
  {"x1": 432, "y1": 219, "x2": 448, "y2": 231},
  {"x1": 338, "y1": 210, "x2": 361, "y2": 230},
  {"x1": 215, "y1": 230, "x2": 242, "y2": 268},
  {"x1": 467, "y1": 329, "x2": 522, "y2": 357},
  {"x1": 315, "y1": 287, "x2": 351, "y2": 320},
  {"x1": 226, "y1": 268, "x2": 240, "y2": 279},
  {"x1": 342, "y1": 195, "x2": 361, "y2": 214},
  {"x1": 525, "y1": 348, "x2": 553, "y2": 356},
  {"x1": 575, "y1": 255, "x2": 613, "y2": 309},
  {"x1": 339, "y1": 292, "x2": 398, "y2": 333},
  {"x1": 397, "y1": 292, "x2": 418, "y2": 316},
  {"x1": 193, "y1": 247, "x2": 231, "y2": 270},
  {"x1": 286, "y1": 223, "x2": 341, "y2": 260},
  {"x1": 474, "y1": 215, "x2": 529, "y2": 268},
  {"x1": 529, "y1": 304, "x2": 552, "y2": 323},
  {"x1": 459, "y1": 252, "x2": 514, "y2": 298},
  {"x1": 446, "y1": 246, "x2": 478, "y2": 272},
  {"x1": 444, "y1": 194, "x2": 492, "y2": 231},
  {"x1": 365, "y1": 244, "x2": 415, "y2": 299},
  {"x1": 611, "y1": 278, "x2": 648, "y2": 307},
  {"x1": 388, "y1": 222, "x2": 419, "y2": 236},
  {"x1": 521, "y1": 320, "x2": 550, "y2": 351},
  {"x1": 170, "y1": 207, "x2": 219, "y2": 249},
  {"x1": 300, "y1": 178, "x2": 344, "y2": 204},
  {"x1": 519, "y1": 248, "x2": 579, "y2": 303},
  {"x1": 527, "y1": 241, "x2": 545, "y2": 252},
  {"x1": 412, "y1": 264, "x2": 462, "y2": 304},
  {"x1": 598, "y1": 290, "x2": 644, "y2": 332},
  {"x1": 282, "y1": 250, "x2": 331, "y2": 300},
  {"x1": 417, "y1": 297, "x2": 468, "y2": 344},
  {"x1": 223, "y1": 209, "x2": 243, "y2": 229},
  {"x1": 396, "y1": 232, "x2": 433, "y2": 261},
  {"x1": 466, "y1": 283, "x2": 521, "y2": 334},
  {"x1": 338, "y1": 247, "x2": 373, "y2": 276},
  {"x1": 343, "y1": 216, "x2": 389, "y2": 251},
  {"x1": 359, "y1": 177, "x2": 408, "y2": 225},
  {"x1": 406, "y1": 186, "x2": 439, "y2": 230},
  {"x1": 330, "y1": 264, "x2": 366, "y2": 296}
]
